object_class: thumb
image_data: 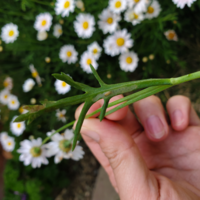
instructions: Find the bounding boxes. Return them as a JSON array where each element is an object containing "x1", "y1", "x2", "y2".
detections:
[{"x1": 81, "y1": 118, "x2": 159, "y2": 200}]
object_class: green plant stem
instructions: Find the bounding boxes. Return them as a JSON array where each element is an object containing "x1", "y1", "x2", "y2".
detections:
[
  {"x1": 41, "y1": 120, "x2": 75, "y2": 145},
  {"x1": 41, "y1": 85, "x2": 172, "y2": 146}
]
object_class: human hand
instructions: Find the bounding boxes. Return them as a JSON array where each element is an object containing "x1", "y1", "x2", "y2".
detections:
[{"x1": 75, "y1": 95, "x2": 200, "y2": 200}]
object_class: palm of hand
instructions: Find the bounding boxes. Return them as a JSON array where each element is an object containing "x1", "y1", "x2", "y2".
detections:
[{"x1": 77, "y1": 95, "x2": 200, "y2": 199}]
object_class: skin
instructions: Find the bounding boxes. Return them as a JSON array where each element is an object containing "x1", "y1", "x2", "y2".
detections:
[{"x1": 75, "y1": 95, "x2": 200, "y2": 200}]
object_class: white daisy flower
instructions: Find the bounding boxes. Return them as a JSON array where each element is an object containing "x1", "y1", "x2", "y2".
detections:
[
  {"x1": 17, "y1": 138, "x2": 49, "y2": 168},
  {"x1": 3, "y1": 77, "x2": 13, "y2": 90},
  {"x1": 145, "y1": 0, "x2": 161, "y2": 19},
  {"x1": 10, "y1": 116, "x2": 26, "y2": 136},
  {"x1": 164, "y1": 30, "x2": 178, "y2": 41},
  {"x1": 0, "y1": 132, "x2": 15, "y2": 152},
  {"x1": 7, "y1": 94, "x2": 20, "y2": 110},
  {"x1": 29, "y1": 64, "x2": 42, "y2": 86},
  {"x1": 87, "y1": 42, "x2": 102, "y2": 60},
  {"x1": 0, "y1": 132, "x2": 9, "y2": 142},
  {"x1": 172, "y1": 0, "x2": 197, "y2": 8},
  {"x1": 0, "y1": 89, "x2": 10, "y2": 105},
  {"x1": 74, "y1": 13, "x2": 95, "y2": 39},
  {"x1": 124, "y1": 9, "x2": 144, "y2": 25},
  {"x1": 59, "y1": 45, "x2": 78, "y2": 64},
  {"x1": 54, "y1": 79, "x2": 71, "y2": 94},
  {"x1": 53, "y1": 24, "x2": 63, "y2": 38},
  {"x1": 56, "y1": 109, "x2": 67, "y2": 123},
  {"x1": 103, "y1": 29, "x2": 133, "y2": 57},
  {"x1": 109, "y1": 0, "x2": 127, "y2": 14},
  {"x1": 37, "y1": 31, "x2": 48, "y2": 41},
  {"x1": 34, "y1": 13, "x2": 53, "y2": 32},
  {"x1": 45, "y1": 129, "x2": 84, "y2": 163},
  {"x1": 119, "y1": 51, "x2": 139, "y2": 72},
  {"x1": 80, "y1": 51, "x2": 98, "y2": 73},
  {"x1": 55, "y1": 0, "x2": 75, "y2": 17},
  {"x1": 1, "y1": 23, "x2": 19, "y2": 44},
  {"x1": 22, "y1": 78, "x2": 35, "y2": 92},
  {"x1": 127, "y1": 0, "x2": 148, "y2": 12},
  {"x1": 98, "y1": 8, "x2": 121, "y2": 34}
]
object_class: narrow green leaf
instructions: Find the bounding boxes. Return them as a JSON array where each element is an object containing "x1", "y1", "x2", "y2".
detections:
[
  {"x1": 99, "y1": 98, "x2": 110, "y2": 121},
  {"x1": 52, "y1": 73, "x2": 93, "y2": 92},
  {"x1": 89, "y1": 64, "x2": 106, "y2": 87},
  {"x1": 72, "y1": 100, "x2": 93, "y2": 150}
]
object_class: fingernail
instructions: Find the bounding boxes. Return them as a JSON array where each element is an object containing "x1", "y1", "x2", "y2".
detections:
[
  {"x1": 172, "y1": 110, "x2": 183, "y2": 127},
  {"x1": 146, "y1": 115, "x2": 165, "y2": 139},
  {"x1": 81, "y1": 129, "x2": 100, "y2": 142}
]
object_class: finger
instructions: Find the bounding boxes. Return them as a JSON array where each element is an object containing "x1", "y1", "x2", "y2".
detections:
[
  {"x1": 80, "y1": 118, "x2": 159, "y2": 200},
  {"x1": 118, "y1": 109, "x2": 143, "y2": 137},
  {"x1": 133, "y1": 95, "x2": 169, "y2": 141},
  {"x1": 75, "y1": 95, "x2": 129, "y2": 121},
  {"x1": 166, "y1": 95, "x2": 200, "y2": 131},
  {"x1": 80, "y1": 126, "x2": 118, "y2": 192}
]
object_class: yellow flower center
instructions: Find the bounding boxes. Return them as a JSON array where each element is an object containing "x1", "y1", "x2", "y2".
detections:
[
  {"x1": 147, "y1": 6, "x2": 154, "y2": 14},
  {"x1": 59, "y1": 140, "x2": 72, "y2": 153},
  {"x1": 3, "y1": 81, "x2": 9, "y2": 87},
  {"x1": 30, "y1": 147, "x2": 42, "y2": 157},
  {"x1": 59, "y1": 113, "x2": 64, "y2": 118},
  {"x1": 126, "y1": 57, "x2": 133, "y2": 64},
  {"x1": 134, "y1": 0, "x2": 140, "y2": 2},
  {"x1": 4, "y1": 95, "x2": 8, "y2": 99},
  {"x1": 133, "y1": 13, "x2": 139, "y2": 19},
  {"x1": 87, "y1": 58, "x2": 92, "y2": 65},
  {"x1": 32, "y1": 71, "x2": 38, "y2": 78},
  {"x1": 58, "y1": 29, "x2": 62, "y2": 34},
  {"x1": 83, "y1": 21, "x2": 89, "y2": 29},
  {"x1": 116, "y1": 38, "x2": 125, "y2": 46},
  {"x1": 107, "y1": 17, "x2": 113, "y2": 24},
  {"x1": 64, "y1": 1, "x2": 70, "y2": 8},
  {"x1": 41, "y1": 20, "x2": 47, "y2": 26},
  {"x1": 17, "y1": 123, "x2": 21, "y2": 128},
  {"x1": 93, "y1": 48, "x2": 98, "y2": 54},
  {"x1": 8, "y1": 30, "x2": 14, "y2": 37},
  {"x1": 168, "y1": 32, "x2": 175, "y2": 40},
  {"x1": 115, "y1": 1, "x2": 121, "y2": 8},
  {"x1": 19, "y1": 107, "x2": 24, "y2": 114},
  {"x1": 62, "y1": 82, "x2": 67, "y2": 87},
  {"x1": 11, "y1": 100, "x2": 15, "y2": 105},
  {"x1": 8, "y1": 142, "x2": 12, "y2": 146},
  {"x1": 66, "y1": 51, "x2": 72, "y2": 57}
]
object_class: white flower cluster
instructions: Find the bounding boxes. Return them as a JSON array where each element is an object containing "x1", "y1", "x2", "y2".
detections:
[
  {"x1": 1, "y1": 0, "x2": 194, "y2": 169},
  {"x1": 0, "y1": 132, "x2": 15, "y2": 152},
  {"x1": 17, "y1": 129, "x2": 84, "y2": 168},
  {"x1": 0, "y1": 77, "x2": 20, "y2": 110}
]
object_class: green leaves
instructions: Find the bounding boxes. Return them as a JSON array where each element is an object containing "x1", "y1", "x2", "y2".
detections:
[
  {"x1": 52, "y1": 72, "x2": 93, "y2": 92},
  {"x1": 14, "y1": 64, "x2": 200, "y2": 150}
]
